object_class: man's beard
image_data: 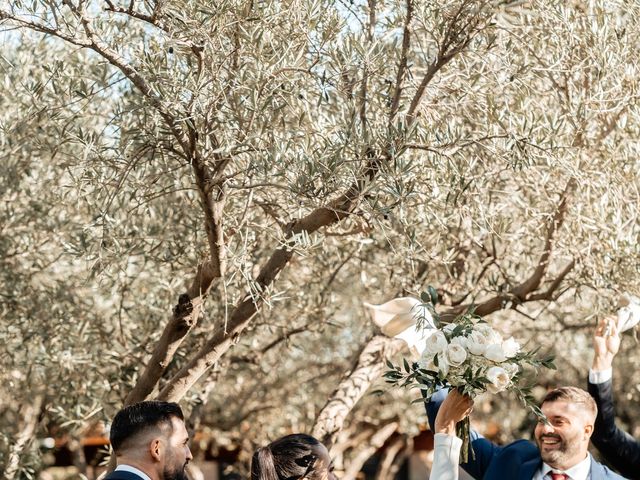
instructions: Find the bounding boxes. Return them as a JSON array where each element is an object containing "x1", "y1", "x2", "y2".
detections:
[
  {"x1": 162, "y1": 464, "x2": 189, "y2": 480},
  {"x1": 536, "y1": 432, "x2": 581, "y2": 466}
]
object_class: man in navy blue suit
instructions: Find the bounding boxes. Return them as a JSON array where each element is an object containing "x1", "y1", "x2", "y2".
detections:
[
  {"x1": 427, "y1": 386, "x2": 627, "y2": 479},
  {"x1": 588, "y1": 317, "x2": 640, "y2": 479},
  {"x1": 104, "y1": 401, "x2": 193, "y2": 480}
]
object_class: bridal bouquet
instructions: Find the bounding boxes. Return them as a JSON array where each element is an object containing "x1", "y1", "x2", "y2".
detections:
[{"x1": 374, "y1": 293, "x2": 555, "y2": 463}]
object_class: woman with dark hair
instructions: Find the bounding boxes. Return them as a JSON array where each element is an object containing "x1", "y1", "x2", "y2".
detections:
[{"x1": 251, "y1": 434, "x2": 337, "y2": 480}]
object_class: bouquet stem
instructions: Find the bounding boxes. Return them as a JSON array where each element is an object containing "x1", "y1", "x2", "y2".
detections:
[{"x1": 455, "y1": 417, "x2": 474, "y2": 464}]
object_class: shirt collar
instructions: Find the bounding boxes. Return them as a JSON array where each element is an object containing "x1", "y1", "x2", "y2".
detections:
[
  {"x1": 540, "y1": 453, "x2": 591, "y2": 480},
  {"x1": 115, "y1": 464, "x2": 152, "y2": 480}
]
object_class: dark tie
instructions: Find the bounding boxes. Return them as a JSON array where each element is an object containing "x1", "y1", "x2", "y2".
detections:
[{"x1": 549, "y1": 473, "x2": 568, "y2": 480}]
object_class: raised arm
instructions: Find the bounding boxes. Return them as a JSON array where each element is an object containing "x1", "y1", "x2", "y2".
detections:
[
  {"x1": 425, "y1": 388, "x2": 499, "y2": 479},
  {"x1": 589, "y1": 316, "x2": 640, "y2": 478},
  {"x1": 429, "y1": 390, "x2": 473, "y2": 480}
]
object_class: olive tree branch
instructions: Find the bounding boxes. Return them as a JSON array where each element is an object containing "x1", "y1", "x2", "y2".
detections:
[
  {"x1": 446, "y1": 179, "x2": 576, "y2": 317},
  {"x1": 388, "y1": 0, "x2": 413, "y2": 124}
]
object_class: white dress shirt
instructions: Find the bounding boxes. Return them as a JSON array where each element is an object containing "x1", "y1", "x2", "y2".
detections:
[
  {"x1": 114, "y1": 465, "x2": 152, "y2": 480},
  {"x1": 532, "y1": 453, "x2": 592, "y2": 480},
  {"x1": 430, "y1": 433, "x2": 462, "y2": 480},
  {"x1": 589, "y1": 368, "x2": 612, "y2": 384}
]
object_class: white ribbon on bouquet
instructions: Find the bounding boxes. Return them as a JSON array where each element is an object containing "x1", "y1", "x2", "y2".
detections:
[{"x1": 364, "y1": 297, "x2": 436, "y2": 357}]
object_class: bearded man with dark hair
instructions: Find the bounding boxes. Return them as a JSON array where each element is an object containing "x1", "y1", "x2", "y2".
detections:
[{"x1": 105, "y1": 401, "x2": 193, "y2": 480}]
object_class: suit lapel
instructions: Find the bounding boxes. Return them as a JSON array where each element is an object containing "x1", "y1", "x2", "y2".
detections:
[
  {"x1": 517, "y1": 458, "x2": 541, "y2": 480},
  {"x1": 589, "y1": 457, "x2": 605, "y2": 479}
]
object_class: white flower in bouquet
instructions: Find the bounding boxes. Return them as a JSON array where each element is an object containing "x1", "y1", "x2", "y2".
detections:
[
  {"x1": 445, "y1": 343, "x2": 468, "y2": 366},
  {"x1": 450, "y1": 335, "x2": 468, "y2": 349},
  {"x1": 466, "y1": 330, "x2": 490, "y2": 355},
  {"x1": 503, "y1": 362, "x2": 520, "y2": 378},
  {"x1": 486, "y1": 366, "x2": 511, "y2": 393},
  {"x1": 475, "y1": 323, "x2": 503, "y2": 344},
  {"x1": 484, "y1": 343, "x2": 507, "y2": 362},
  {"x1": 436, "y1": 353, "x2": 450, "y2": 376},
  {"x1": 418, "y1": 350, "x2": 450, "y2": 377},
  {"x1": 417, "y1": 352, "x2": 435, "y2": 371},
  {"x1": 502, "y1": 337, "x2": 521, "y2": 358},
  {"x1": 424, "y1": 330, "x2": 448, "y2": 355}
]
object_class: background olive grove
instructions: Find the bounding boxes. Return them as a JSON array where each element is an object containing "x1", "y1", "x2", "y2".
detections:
[{"x1": 1, "y1": 0, "x2": 639, "y2": 478}]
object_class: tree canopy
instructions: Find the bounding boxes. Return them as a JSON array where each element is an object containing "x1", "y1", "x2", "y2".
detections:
[{"x1": 1, "y1": 0, "x2": 639, "y2": 478}]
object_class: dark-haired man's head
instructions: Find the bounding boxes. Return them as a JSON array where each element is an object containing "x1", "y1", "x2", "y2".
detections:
[
  {"x1": 534, "y1": 386, "x2": 597, "y2": 471},
  {"x1": 110, "y1": 401, "x2": 192, "y2": 480},
  {"x1": 251, "y1": 434, "x2": 337, "y2": 480}
]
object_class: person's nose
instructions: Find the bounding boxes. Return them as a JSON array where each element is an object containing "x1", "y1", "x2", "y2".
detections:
[
  {"x1": 186, "y1": 446, "x2": 193, "y2": 462},
  {"x1": 540, "y1": 423, "x2": 555, "y2": 434}
]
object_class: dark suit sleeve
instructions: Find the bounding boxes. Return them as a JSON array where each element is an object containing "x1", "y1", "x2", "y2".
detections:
[
  {"x1": 426, "y1": 387, "x2": 500, "y2": 480},
  {"x1": 588, "y1": 378, "x2": 640, "y2": 479}
]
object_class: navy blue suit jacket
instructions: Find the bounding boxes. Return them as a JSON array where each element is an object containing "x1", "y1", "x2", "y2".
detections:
[
  {"x1": 588, "y1": 378, "x2": 640, "y2": 479},
  {"x1": 103, "y1": 470, "x2": 148, "y2": 480},
  {"x1": 426, "y1": 388, "x2": 627, "y2": 479}
]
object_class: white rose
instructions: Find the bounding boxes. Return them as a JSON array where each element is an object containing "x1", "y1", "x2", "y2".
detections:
[
  {"x1": 418, "y1": 351, "x2": 437, "y2": 371},
  {"x1": 502, "y1": 337, "x2": 521, "y2": 358},
  {"x1": 503, "y1": 363, "x2": 519, "y2": 378},
  {"x1": 486, "y1": 366, "x2": 510, "y2": 393},
  {"x1": 419, "y1": 351, "x2": 450, "y2": 377},
  {"x1": 446, "y1": 343, "x2": 468, "y2": 366},
  {"x1": 475, "y1": 324, "x2": 503, "y2": 344},
  {"x1": 466, "y1": 330, "x2": 489, "y2": 355},
  {"x1": 484, "y1": 343, "x2": 507, "y2": 363},
  {"x1": 450, "y1": 335, "x2": 468, "y2": 349},
  {"x1": 436, "y1": 353, "x2": 450, "y2": 377},
  {"x1": 424, "y1": 331, "x2": 448, "y2": 355}
]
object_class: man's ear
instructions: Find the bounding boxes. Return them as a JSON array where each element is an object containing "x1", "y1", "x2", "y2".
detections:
[
  {"x1": 584, "y1": 423, "x2": 594, "y2": 438},
  {"x1": 149, "y1": 438, "x2": 164, "y2": 462}
]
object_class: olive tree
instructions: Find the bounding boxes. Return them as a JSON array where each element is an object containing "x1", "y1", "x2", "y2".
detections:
[{"x1": 1, "y1": 0, "x2": 639, "y2": 478}]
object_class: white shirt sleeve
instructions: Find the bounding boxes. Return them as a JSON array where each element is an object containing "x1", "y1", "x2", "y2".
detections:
[
  {"x1": 589, "y1": 368, "x2": 612, "y2": 384},
  {"x1": 430, "y1": 433, "x2": 463, "y2": 480}
]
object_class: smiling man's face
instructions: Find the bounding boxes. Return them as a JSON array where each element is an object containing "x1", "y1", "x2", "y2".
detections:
[{"x1": 534, "y1": 399, "x2": 593, "y2": 470}]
